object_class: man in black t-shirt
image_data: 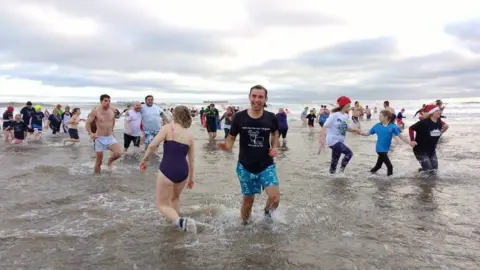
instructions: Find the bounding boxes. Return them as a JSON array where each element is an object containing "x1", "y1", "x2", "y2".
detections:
[
  {"x1": 20, "y1": 101, "x2": 35, "y2": 135},
  {"x1": 218, "y1": 85, "x2": 280, "y2": 224}
]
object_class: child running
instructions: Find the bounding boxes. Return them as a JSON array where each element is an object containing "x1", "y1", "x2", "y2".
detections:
[
  {"x1": 396, "y1": 108, "x2": 406, "y2": 130},
  {"x1": 359, "y1": 110, "x2": 412, "y2": 176},
  {"x1": 318, "y1": 105, "x2": 330, "y2": 127},
  {"x1": 320, "y1": 96, "x2": 360, "y2": 174},
  {"x1": 63, "y1": 108, "x2": 83, "y2": 145},
  {"x1": 306, "y1": 109, "x2": 316, "y2": 128},
  {"x1": 139, "y1": 106, "x2": 195, "y2": 232},
  {"x1": 408, "y1": 104, "x2": 449, "y2": 176},
  {"x1": 5, "y1": 114, "x2": 29, "y2": 144}
]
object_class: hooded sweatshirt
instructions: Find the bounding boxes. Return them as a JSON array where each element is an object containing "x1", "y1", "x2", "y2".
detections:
[{"x1": 276, "y1": 112, "x2": 288, "y2": 130}]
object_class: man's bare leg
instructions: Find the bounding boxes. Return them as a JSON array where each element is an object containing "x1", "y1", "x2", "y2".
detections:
[
  {"x1": 241, "y1": 196, "x2": 255, "y2": 224},
  {"x1": 107, "y1": 143, "x2": 122, "y2": 170},
  {"x1": 263, "y1": 186, "x2": 280, "y2": 213},
  {"x1": 94, "y1": 152, "x2": 103, "y2": 174}
]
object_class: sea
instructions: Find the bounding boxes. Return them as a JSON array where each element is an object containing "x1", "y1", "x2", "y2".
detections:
[{"x1": 0, "y1": 98, "x2": 479, "y2": 269}]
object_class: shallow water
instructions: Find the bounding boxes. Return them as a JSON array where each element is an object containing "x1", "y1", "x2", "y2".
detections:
[{"x1": 1, "y1": 117, "x2": 480, "y2": 270}]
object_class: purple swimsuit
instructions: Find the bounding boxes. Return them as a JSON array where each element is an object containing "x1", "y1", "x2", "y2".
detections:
[{"x1": 159, "y1": 124, "x2": 191, "y2": 183}]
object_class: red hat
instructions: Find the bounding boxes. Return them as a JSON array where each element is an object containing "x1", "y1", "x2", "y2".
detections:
[
  {"x1": 7, "y1": 106, "x2": 14, "y2": 113},
  {"x1": 337, "y1": 96, "x2": 351, "y2": 108},
  {"x1": 424, "y1": 104, "x2": 440, "y2": 114}
]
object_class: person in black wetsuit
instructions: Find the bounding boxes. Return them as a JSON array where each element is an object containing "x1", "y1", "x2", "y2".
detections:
[{"x1": 409, "y1": 104, "x2": 449, "y2": 176}]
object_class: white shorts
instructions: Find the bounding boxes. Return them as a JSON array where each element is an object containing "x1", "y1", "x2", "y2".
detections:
[{"x1": 93, "y1": 136, "x2": 117, "y2": 152}]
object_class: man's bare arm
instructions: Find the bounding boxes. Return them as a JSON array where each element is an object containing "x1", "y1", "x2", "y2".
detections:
[
  {"x1": 270, "y1": 131, "x2": 279, "y2": 148},
  {"x1": 224, "y1": 135, "x2": 237, "y2": 150},
  {"x1": 85, "y1": 110, "x2": 96, "y2": 134}
]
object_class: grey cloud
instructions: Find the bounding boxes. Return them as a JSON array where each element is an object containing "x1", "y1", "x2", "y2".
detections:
[
  {"x1": 0, "y1": 1, "x2": 230, "y2": 74},
  {"x1": 245, "y1": 0, "x2": 345, "y2": 27},
  {"x1": 445, "y1": 18, "x2": 480, "y2": 53},
  {"x1": 215, "y1": 37, "x2": 480, "y2": 101}
]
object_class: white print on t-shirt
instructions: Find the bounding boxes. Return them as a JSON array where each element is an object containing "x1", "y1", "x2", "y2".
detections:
[
  {"x1": 430, "y1": 129, "x2": 441, "y2": 137},
  {"x1": 243, "y1": 126, "x2": 270, "y2": 148}
]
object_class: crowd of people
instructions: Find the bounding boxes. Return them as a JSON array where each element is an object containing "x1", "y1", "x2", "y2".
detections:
[{"x1": 1, "y1": 87, "x2": 448, "y2": 232}]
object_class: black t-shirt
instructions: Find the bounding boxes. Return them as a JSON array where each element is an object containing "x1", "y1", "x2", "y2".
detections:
[
  {"x1": 20, "y1": 106, "x2": 35, "y2": 123},
  {"x1": 410, "y1": 118, "x2": 443, "y2": 153},
  {"x1": 30, "y1": 111, "x2": 45, "y2": 126},
  {"x1": 229, "y1": 110, "x2": 279, "y2": 173},
  {"x1": 3, "y1": 111, "x2": 13, "y2": 129},
  {"x1": 306, "y1": 114, "x2": 316, "y2": 125},
  {"x1": 9, "y1": 121, "x2": 28, "y2": 140}
]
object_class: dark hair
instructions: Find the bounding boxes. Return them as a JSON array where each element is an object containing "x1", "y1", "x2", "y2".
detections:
[
  {"x1": 384, "y1": 100, "x2": 390, "y2": 106},
  {"x1": 145, "y1": 95, "x2": 153, "y2": 101},
  {"x1": 351, "y1": 116, "x2": 359, "y2": 123},
  {"x1": 355, "y1": 101, "x2": 359, "y2": 105},
  {"x1": 100, "y1": 94, "x2": 111, "y2": 101},
  {"x1": 72, "y1": 108, "x2": 80, "y2": 115},
  {"x1": 380, "y1": 109, "x2": 395, "y2": 123},
  {"x1": 141, "y1": 102, "x2": 145, "y2": 104},
  {"x1": 26, "y1": 101, "x2": 32, "y2": 105},
  {"x1": 249, "y1": 85, "x2": 268, "y2": 107}
]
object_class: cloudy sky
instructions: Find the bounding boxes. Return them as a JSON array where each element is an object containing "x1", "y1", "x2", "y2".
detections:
[{"x1": 0, "y1": 0, "x2": 479, "y2": 103}]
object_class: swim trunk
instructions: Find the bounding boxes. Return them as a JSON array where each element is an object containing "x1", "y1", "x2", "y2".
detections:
[
  {"x1": 32, "y1": 124, "x2": 42, "y2": 132},
  {"x1": 68, "y1": 128, "x2": 79, "y2": 139},
  {"x1": 144, "y1": 130, "x2": 159, "y2": 146},
  {"x1": 124, "y1": 133, "x2": 140, "y2": 149},
  {"x1": 206, "y1": 118, "x2": 217, "y2": 133},
  {"x1": 236, "y1": 163, "x2": 279, "y2": 196},
  {"x1": 93, "y1": 135, "x2": 117, "y2": 152}
]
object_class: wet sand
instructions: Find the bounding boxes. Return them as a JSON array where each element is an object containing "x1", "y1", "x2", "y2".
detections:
[{"x1": 0, "y1": 119, "x2": 479, "y2": 269}]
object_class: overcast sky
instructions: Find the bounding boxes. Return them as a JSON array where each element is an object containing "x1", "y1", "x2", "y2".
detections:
[{"x1": 0, "y1": 0, "x2": 479, "y2": 103}]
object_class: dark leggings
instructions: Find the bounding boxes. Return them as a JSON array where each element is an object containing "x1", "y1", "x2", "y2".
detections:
[
  {"x1": 329, "y1": 142, "x2": 353, "y2": 174},
  {"x1": 224, "y1": 128, "x2": 230, "y2": 138},
  {"x1": 371, "y1": 152, "x2": 393, "y2": 176},
  {"x1": 414, "y1": 151, "x2": 438, "y2": 175}
]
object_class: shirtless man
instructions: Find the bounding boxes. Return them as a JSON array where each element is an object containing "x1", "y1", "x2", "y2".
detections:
[{"x1": 86, "y1": 94, "x2": 122, "y2": 173}]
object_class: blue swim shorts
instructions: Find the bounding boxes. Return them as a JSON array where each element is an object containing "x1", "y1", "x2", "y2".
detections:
[
  {"x1": 32, "y1": 124, "x2": 42, "y2": 132},
  {"x1": 144, "y1": 130, "x2": 159, "y2": 146},
  {"x1": 236, "y1": 163, "x2": 279, "y2": 196}
]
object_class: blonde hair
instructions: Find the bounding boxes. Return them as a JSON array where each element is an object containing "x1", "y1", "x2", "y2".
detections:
[{"x1": 173, "y1": 105, "x2": 192, "y2": 128}]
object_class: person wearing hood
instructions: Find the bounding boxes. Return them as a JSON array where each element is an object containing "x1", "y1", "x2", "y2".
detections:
[
  {"x1": 3, "y1": 106, "x2": 14, "y2": 142},
  {"x1": 276, "y1": 108, "x2": 288, "y2": 142}
]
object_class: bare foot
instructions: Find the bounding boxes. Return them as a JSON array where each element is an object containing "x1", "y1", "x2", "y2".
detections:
[{"x1": 107, "y1": 160, "x2": 114, "y2": 171}]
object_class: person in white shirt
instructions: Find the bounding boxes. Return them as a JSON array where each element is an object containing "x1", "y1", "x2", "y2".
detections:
[
  {"x1": 124, "y1": 102, "x2": 142, "y2": 152},
  {"x1": 319, "y1": 96, "x2": 360, "y2": 174}
]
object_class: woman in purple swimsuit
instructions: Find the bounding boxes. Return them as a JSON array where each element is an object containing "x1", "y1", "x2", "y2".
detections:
[{"x1": 140, "y1": 106, "x2": 196, "y2": 232}]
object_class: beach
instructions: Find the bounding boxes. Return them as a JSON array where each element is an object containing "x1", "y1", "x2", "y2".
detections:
[{"x1": 1, "y1": 102, "x2": 480, "y2": 269}]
